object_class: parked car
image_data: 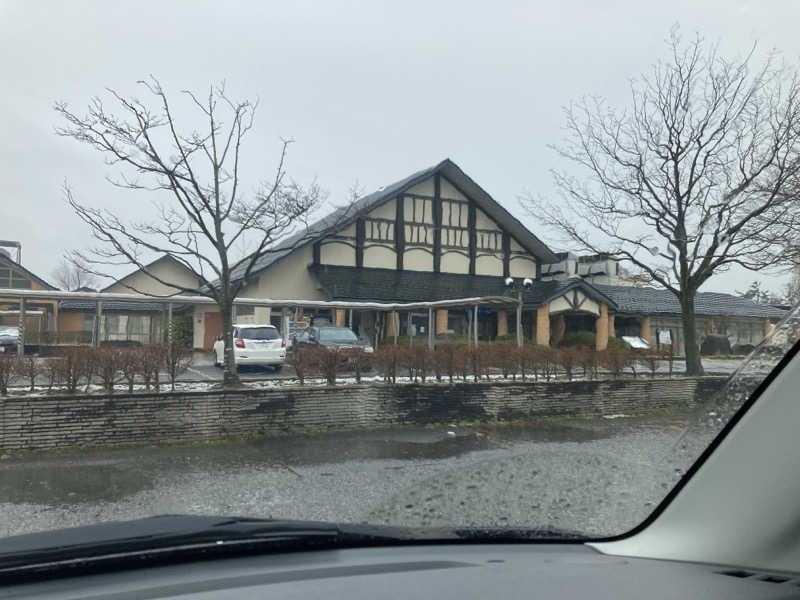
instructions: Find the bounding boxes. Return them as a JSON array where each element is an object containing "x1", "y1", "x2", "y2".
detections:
[
  {"x1": 213, "y1": 324, "x2": 285, "y2": 371},
  {"x1": 0, "y1": 326, "x2": 19, "y2": 353},
  {"x1": 291, "y1": 326, "x2": 374, "y2": 352}
]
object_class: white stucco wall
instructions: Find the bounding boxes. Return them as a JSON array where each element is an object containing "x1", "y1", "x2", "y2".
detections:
[
  {"x1": 404, "y1": 247, "x2": 434, "y2": 271},
  {"x1": 106, "y1": 258, "x2": 200, "y2": 296},
  {"x1": 320, "y1": 241, "x2": 355, "y2": 266},
  {"x1": 441, "y1": 251, "x2": 469, "y2": 274},
  {"x1": 404, "y1": 196, "x2": 433, "y2": 223},
  {"x1": 364, "y1": 245, "x2": 396, "y2": 269},
  {"x1": 509, "y1": 255, "x2": 536, "y2": 278},
  {"x1": 475, "y1": 254, "x2": 503, "y2": 276},
  {"x1": 406, "y1": 179, "x2": 434, "y2": 197},
  {"x1": 368, "y1": 197, "x2": 396, "y2": 220},
  {"x1": 549, "y1": 292, "x2": 600, "y2": 316},
  {"x1": 440, "y1": 178, "x2": 466, "y2": 201},
  {"x1": 475, "y1": 207, "x2": 500, "y2": 231}
]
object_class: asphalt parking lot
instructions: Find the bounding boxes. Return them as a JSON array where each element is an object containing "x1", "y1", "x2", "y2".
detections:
[{"x1": 0, "y1": 411, "x2": 718, "y2": 539}]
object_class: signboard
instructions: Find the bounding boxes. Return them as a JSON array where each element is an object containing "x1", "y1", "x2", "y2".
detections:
[{"x1": 621, "y1": 335, "x2": 650, "y2": 349}]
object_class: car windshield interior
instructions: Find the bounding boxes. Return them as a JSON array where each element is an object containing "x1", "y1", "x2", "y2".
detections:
[
  {"x1": 6, "y1": 5, "x2": 800, "y2": 592},
  {"x1": 318, "y1": 327, "x2": 359, "y2": 343}
]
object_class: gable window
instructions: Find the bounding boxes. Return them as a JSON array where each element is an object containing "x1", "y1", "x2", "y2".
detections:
[{"x1": 0, "y1": 267, "x2": 32, "y2": 289}]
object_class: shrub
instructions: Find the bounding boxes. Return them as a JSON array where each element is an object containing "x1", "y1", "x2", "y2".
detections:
[
  {"x1": 0, "y1": 353, "x2": 17, "y2": 396},
  {"x1": 405, "y1": 345, "x2": 431, "y2": 382},
  {"x1": 608, "y1": 337, "x2": 628, "y2": 350},
  {"x1": 574, "y1": 346, "x2": 598, "y2": 379},
  {"x1": 286, "y1": 346, "x2": 314, "y2": 385},
  {"x1": 138, "y1": 345, "x2": 163, "y2": 392},
  {"x1": 559, "y1": 331, "x2": 595, "y2": 347},
  {"x1": 96, "y1": 346, "x2": 122, "y2": 394},
  {"x1": 118, "y1": 347, "x2": 139, "y2": 393},
  {"x1": 342, "y1": 348, "x2": 371, "y2": 383},
  {"x1": 491, "y1": 344, "x2": 519, "y2": 380},
  {"x1": 373, "y1": 345, "x2": 401, "y2": 384},
  {"x1": 43, "y1": 357, "x2": 63, "y2": 392},
  {"x1": 16, "y1": 354, "x2": 41, "y2": 393},
  {"x1": 54, "y1": 348, "x2": 85, "y2": 394},
  {"x1": 170, "y1": 314, "x2": 194, "y2": 347},
  {"x1": 432, "y1": 344, "x2": 462, "y2": 383},
  {"x1": 638, "y1": 349, "x2": 659, "y2": 378},
  {"x1": 555, "y1": 348, "x2": 580, "y2": 381},
  {"x1": 309, "y1": 346, "x2": 348, "y2": 386},
  {"x1": 598, "y1": 348, "x2": 632, "y2": 378},
  {"x1": 164, "y1": 339, "x2": 192, "y2": 391}
]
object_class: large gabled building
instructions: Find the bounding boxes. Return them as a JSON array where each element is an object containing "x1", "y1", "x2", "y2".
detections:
[{"x1": 191, "y1": 158, "x2": 785, "y2": 353}]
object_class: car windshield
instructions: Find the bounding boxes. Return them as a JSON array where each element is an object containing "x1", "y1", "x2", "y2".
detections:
[
  {"x1": 239, "y1": 327, "x2": 279, "y2": 340},
  {"x1": 3, "y1": 1, "x2": 800, "y2": 561},
  {"x1": 318, "y1": 327, "x2": 359, "y2": 344}
]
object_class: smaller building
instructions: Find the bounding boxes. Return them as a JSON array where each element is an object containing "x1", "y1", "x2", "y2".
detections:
[
  {"x1": 0, "y1": 252, "x2": 59, "y2": 343},
  {"x1": 56, "y1": 255, "x2": 200, "y2": 346}
]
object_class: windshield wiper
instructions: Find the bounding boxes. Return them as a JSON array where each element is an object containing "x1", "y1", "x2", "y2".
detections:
[{"x1": 0, "y1": 515, "x2": 585, "y2": 577}]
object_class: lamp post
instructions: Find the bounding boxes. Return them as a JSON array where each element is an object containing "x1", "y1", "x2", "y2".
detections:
[{"x1": 505, "y1": 277, "x2": 533, "y2": 347}]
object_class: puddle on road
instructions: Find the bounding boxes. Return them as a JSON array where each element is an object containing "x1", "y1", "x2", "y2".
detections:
[
  {"x1": 0, "y1": 417, "x2": 655, "y2": 508},
  {"x1": 0, "y1": 461, "x2": 153, "y2": 505}
]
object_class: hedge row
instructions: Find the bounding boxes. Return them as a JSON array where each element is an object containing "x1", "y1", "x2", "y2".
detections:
[
  {"x1": 0, "y1": 341, "x2": 191, "y2": 395},
  {"x1": 287, "y1": 343, "x2": 676, "y2": 385}
]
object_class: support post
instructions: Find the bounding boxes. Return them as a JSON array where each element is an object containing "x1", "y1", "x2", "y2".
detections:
[
  {"x1": 596, "y1": 304, "x2": 609, "y2": 351},
  {"x1": 435, "y1": 309, "x2": 448, "y2": 336},
  {"x1": 348, "y1": 309, "x2": 353, "y2": 329},
  {"x1": 407, "y1": 312, "x2": 413, "y2": 346},
  {"x1": 393, "y1": 312, "x2": 398, "y2": 345},
  {"x1": 536, "y1": 304, "x2": 550, "y2": 346},
  {"x1": 427, "y1": 307, "x2": 434, "y2": 349},
  {"x1": 516, "y1": 292, "x2": 523, "y2": 347},
  {"x1": 94, "y1": 300, "x2": 103, "y2": 346},
  {"x1": 552, "y1": 313, "x2": 565, "y2": 346},
  {"x1": 17, "y1": 297, "x2": 25, "y2": 356},
  {"x1": 640, "y1": 315, "x2": 651, "y2": 345},
  {"x1": 474, "y1": 305, "x2": 479, "y2": 346},
  {"x1": 167, "y1": 302, "x2": 173, "y2": 343},
  {"x1": 497, "y1": 310, "x2": 508, "y2": 337}
]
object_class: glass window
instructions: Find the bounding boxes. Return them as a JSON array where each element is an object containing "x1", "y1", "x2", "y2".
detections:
[
  {"x1": 236, "y1": 304, "x2": 255, "y2": 316},
  {"x1": 10, "y1": 274, "x2": 31, "y2": 288},
  {"x1": 318, "y1": 327, "x2": 358, "y2": 343},
  {"x1": 239, "y1": 326, "x2": 279, "y2": 340}
]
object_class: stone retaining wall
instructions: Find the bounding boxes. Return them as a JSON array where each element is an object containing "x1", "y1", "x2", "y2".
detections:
[{"x1": 0, "y1": 377, "x2": 727, "y2": 452}]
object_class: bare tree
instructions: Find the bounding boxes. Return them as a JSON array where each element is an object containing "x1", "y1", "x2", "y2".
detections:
[
  {"x1": 525, "y1": 29, "x2": 800, "y2": 375},
  {"x1": 51, "y1": 258, "x2": 98, "y2": 291},
  {"x1": 55, "y1": 78, "x2": 348, "y2": 385}
]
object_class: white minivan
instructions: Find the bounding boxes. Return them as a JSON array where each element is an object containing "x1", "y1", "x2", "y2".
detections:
[{"x1": 213, "y1": 324, "x2": 286, "y2": 371}]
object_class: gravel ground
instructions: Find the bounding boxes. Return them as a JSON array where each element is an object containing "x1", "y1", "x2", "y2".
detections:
[{"x1": 0, "y1": 412, "x2": 719, "y2": 539}]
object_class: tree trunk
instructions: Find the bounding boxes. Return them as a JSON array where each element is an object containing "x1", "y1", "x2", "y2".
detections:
[
  {"x1": 680, "y1": 293, "x2": 704, "y2": 376},
  {"x1": 221, "y1": 303, "x2": 239, "y2": 386}
]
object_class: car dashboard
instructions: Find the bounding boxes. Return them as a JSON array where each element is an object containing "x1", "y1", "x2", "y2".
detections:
[{"x1": 4, "y1": 544, "x2": 798, "y2": 600}]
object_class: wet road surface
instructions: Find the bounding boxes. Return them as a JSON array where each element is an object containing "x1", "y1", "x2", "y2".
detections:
[{"x1": 0, "y1": 412, "x2": 718, "y2": 539}]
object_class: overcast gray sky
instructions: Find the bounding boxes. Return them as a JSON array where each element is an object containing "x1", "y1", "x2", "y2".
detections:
[{"x1": 2, "y1": 0, "x2": 799, "y2": 294}]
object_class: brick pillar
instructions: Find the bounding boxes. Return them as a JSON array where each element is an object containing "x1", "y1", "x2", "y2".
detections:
[
  {"x1": 536, "y1": 304, "x2": 550, "y2": 346},
  {"x1": 595, "y1": 303, "x2": 609, "y2": 351},
  {"x1": 607, "y1": 312, "x2": 615, "y2": 340},
  {"x1": 335, "y1": 309, "x2": 346, "y2": 327},
  {"x1": 385, "y1": 311, "x2": 399, "y2": 337},
  {"x1": 552, "y1": 313, "x2": 565, "y2": 346},
  {"x1": 496, "y1": 311, "x2": 508, "y2": 337},
  {"x1": 640, "y1": 315, "x2": 651, "y2": 345},
  {"x1": 435, "y1": 309, "x2": 448, "y2": 335},
  {"x1": 706, "y1": 318, "x2": 716, "y2": 334}
]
